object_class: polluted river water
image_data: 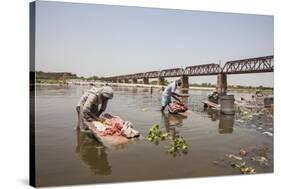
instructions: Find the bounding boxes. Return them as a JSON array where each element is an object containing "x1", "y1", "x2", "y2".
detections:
[{"x1": 35, "y1": 85, "x2": 273, "y2": 187}]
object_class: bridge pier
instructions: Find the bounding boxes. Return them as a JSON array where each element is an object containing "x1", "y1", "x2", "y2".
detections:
[
  {"x1": 132, "y1": 79, "x2": 138, "y2": 84},
  {"x1": 117, "y1": 80, "x2": 123, "y2": 83},
  {"x1": 124, "y1": 79, "x2": 129, "y2": 83},
  {"x1": 143, "y1": 78, "x2": 149, "y2": 84},
  {"x1": 157, "y1": 77, "x2": 165, "y2": 86},
  {"x1": 181, "y1": 75, "x2": 189, "y2": 89},
  {"x1": 216, "y1": 73, "x2": 227, "y2": 95}
]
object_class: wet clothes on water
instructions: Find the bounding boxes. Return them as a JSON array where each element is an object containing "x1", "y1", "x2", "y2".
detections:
[
  {"x1": 121, "y1": 121, "x2": 140, "y2": 138},
  {"x1": 100, "y1": 114, "x2": 124, "y2": 136},
  {"x1": 99, "y1": 113, "x2": 140, "y2": 138},
  {"x1": 168, "y1": 102, "x2": 188, "y2": 114},
  {"x1": 101, "y1": 124, "x2": 122, "y2": 136}
]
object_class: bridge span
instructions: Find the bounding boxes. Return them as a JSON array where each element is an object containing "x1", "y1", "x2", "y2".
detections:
[{"x1": 105, "y1": 55, "x2": 273, "y2": 94}]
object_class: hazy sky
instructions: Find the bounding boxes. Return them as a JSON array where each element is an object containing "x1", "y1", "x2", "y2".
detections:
[{"x1": 35, "y1": 1, "x2": 274, "y2": 87}]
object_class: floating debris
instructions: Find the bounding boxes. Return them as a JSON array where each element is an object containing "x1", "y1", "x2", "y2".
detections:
[
  {"x1": 236, "y1": 119, "x2": 245, "y2": 123},
  {"x1": 226, "y1": 154, "x2": 243, "y2": 161},
  {"x1": 239, "y1": 149, "x2": 247, "y2": 156},
  {"x1": 262, "y1": 131, "x2": 273, "y2": 137},
  {"x1": 231, "y1": 162, "x2": 256, "y2": 174},
  {"x1": 251, "y1": 156, "x2": 268, "y2": 165}
]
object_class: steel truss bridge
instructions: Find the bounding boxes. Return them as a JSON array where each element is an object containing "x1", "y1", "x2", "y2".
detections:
[{"x1": 105, "y1": 55, "x2": 274, "y2": 81}]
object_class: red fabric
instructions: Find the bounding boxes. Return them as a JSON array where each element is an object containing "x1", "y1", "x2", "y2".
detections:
[
  {"x1": 100, "y1": 113, "x2": 124, "y2": 136},
  {"x1": 168, "y1": 102, "x2": 188, "y2": 113},
  {"x1": 110, "y1": 117, "x2": 123, "y2": 128},
  {"x1": 101, "y1": 124, "x2": 122, "y2": 136}
]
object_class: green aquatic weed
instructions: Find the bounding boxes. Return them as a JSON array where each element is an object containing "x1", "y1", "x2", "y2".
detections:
[
  {"x1": 167, "y1": 136, "x2": 189, "y2": 155},
  {"x1": 147, "y1": 124, "x2": 189, "y2": 156},
  {"x1": 147, "y1": 124, "x2": 168, "y2": 142}
]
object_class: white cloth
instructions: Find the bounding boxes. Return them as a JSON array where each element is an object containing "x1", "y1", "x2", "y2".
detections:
[
  {"x1": 93, "y1": 121, "x2": 107, "y2": 132},
  {"x1": 121, "y1": 121, "x2": 140, "y2": 138}
]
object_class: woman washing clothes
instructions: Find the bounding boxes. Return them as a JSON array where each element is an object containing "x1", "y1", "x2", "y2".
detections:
[{"x1": 79, "y1": 86, "x2": 114, "y2": 133}]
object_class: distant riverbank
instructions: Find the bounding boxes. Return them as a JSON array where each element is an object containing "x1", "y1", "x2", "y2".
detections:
[{"x1": 35, "y1": 81, "x2": 273, "y2": 95}]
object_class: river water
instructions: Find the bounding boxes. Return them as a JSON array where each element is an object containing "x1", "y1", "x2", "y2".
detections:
[{"x1": 35, "y1": 85, "x2": 273, "y2": 187}]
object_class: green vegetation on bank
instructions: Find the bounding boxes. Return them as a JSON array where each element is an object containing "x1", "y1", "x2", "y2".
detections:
[
  {"x1": 36, "y1": 71, "x2": 79, "y2": 84},
  {"x1": 35, "y1": 71, "x2": 105, "y2": 84}
]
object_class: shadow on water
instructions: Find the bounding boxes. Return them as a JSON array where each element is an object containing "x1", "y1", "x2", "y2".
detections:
[
  {"x1": 218, "y1": 114, "x2": 234, "y2": 134},
  {"x1": 75, "y1": 131, "x2": 112, "y2": 175}
]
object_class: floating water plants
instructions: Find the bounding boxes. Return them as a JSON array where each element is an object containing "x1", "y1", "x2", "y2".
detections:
[
  {"x1": 147, "y1": 124, "x2": 188, "y2": 156},
  {"x1": 167, "y1": 136, "x2": 188, "y2": 155},
  {"x1": 147, "y1": 124, "x2": 168, "y2": 143}
]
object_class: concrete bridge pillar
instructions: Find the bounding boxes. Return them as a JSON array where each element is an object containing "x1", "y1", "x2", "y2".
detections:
[
  {"x1": 216, "y1": 74, "x2": 227, "y2": 95},
  {"x1": 132, "y1": 79, "x2": 138, "y2": 84},
  {"x1": 181, "y1": 75, "x2": 189, "y2": 89},
  {"x1": 124, "y1": 79, "x2": 129, "y2": 83},
  {"x1": 157, "y1": 77, "x2": 165, "y2": 86},
  {"x1": 143, "y1": 78, "x2": 149, "y2": 84}
]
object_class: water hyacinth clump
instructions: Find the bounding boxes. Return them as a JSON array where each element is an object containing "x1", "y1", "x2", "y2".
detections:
[
  {"x1": 147, "y1": 124, "x2": 168, "y2": 143},
  {"x1": 147, "y1": 124, "x2": 189, "y2": 156},
  {"x1": 167, "y1": 136, "x2": 189, "y2": 155}
]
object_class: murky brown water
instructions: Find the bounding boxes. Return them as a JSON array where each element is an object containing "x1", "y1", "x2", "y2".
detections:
[{"x1": 35, "y1": 85, "x2": 273, "y2": 187}]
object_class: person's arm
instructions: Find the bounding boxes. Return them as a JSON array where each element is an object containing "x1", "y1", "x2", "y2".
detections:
[
  {"x1": 82, "y1": 95, "x2": 100, "y2": 121},
  {"x1": 97, "y1": 100, "x2": 108, "y2": 117},
  {"x1": 172, "y1": 94, "x2": 182, "y2": 102},
  {"x1": 171, "y1": 91, "x2": 189, "y2": 97}
]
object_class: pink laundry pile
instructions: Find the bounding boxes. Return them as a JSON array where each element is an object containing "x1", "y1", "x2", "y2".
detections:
[
  {"x1": 168, "y1": 102, "x2": 188, "y2": 114},
  {"x1": 98, "y1": 113, "x2": 140, "y2": 138},
  {"x1": 100, "y1": 113, "x2": 124, "y2": 136}
]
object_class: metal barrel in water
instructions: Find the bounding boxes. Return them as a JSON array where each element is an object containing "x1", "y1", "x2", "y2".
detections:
[
  {"x1": 220, "y1": 95, "x2": 235, "y2": 115},
  {"x1": 264, "y1": 96, "x2": 273, "y2": 108}
]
